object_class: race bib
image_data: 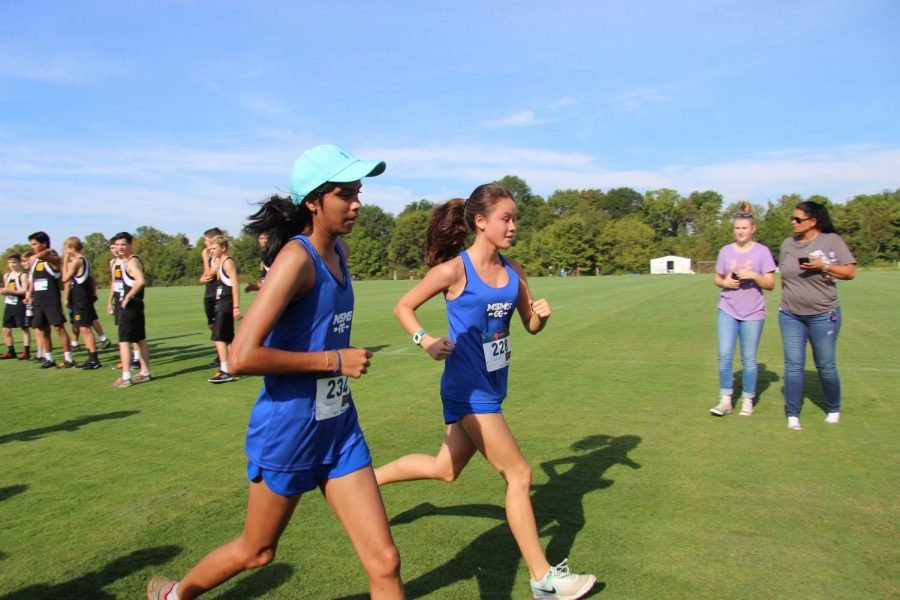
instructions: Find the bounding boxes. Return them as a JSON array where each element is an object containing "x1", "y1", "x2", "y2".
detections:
[
  {"x1": 33, "y1": 280, "x2": 48, "y2": 292},
  {"x1": 482, "y1": 331, "x2": 511, "y2": 372},
  {"x1": 4, "y1": 295, "x2": 18, "y2": 305},
  {"x1": 216, "y1": 285, "x2": 223, "y2": 300},
  {"x1": 114, "y1": 281, "x2": 124, "y2": 293},
  {"x1": 315, "y1": 374, "x2": 351, "y2": 421}
]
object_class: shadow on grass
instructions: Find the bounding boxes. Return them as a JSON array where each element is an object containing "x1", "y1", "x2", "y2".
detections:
[
  {"x1": 145, "y1": 342, "x2": 222, "y2": 366},
  {"x1": 0, "y1": 411, "x2": 140, "y2": 445},
  {"x1": 362, "y1": 433, "x2": 641, "y2": 599},
  {"x1": 211, "y1": 563, "x2": 294, "y2": 599},
  {"x1": 147, "y1": 333, "x2": 202, "y2": 343},
  {"x1": 771, "y1": 370, "x2": 836, "y2": 415},
  {"x1": 0, "y1": 484, "x2": 27, "y2": 502},
  {"x1": 802, "y1": 370, "x2": 835, "y2": 415},
  {"x1": 0, "y1": 544, "x2": 180, "y2": 600},
  {"x1": 734, "y1": 362, "x2": 780, "y2": 400}
]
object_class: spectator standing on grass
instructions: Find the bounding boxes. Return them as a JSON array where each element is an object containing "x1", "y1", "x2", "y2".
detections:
[
  {"x1": 111, "y1": 232, "x2": 151, "y2": 388},
  {"x1": 20, "y1": 250, "x2": 40, "y2": 361},
  {"x1": 206, "y1": 234, "x2": 242, "y2": 383},
  {"x1": 26, "y1": 231, "x2": 75, "y2": 368},
  {"x1": 107, "y1": 240, "x2": 139, "y2": 371},
  {"x1": 61, "y1": 237, "x2": 103, "y2": 370},
  {"x1": 147, "y1": 145, "x2": 403, "y2": 600},
  {"x1": 1, "y1": 253, "x2": 31, "y2": 359},
  {"x1": 779, "y1": 200, "x2": 856, "y2": 431},
  {"x1": 373, "y1": 184, "x2": 595, "y2": 600},
  {"x1": 709, "y1": 202, "x2": 776, "y2": 417},
  {"x1": 200, "y1": 227, "x2": 223, "y2": 367}
]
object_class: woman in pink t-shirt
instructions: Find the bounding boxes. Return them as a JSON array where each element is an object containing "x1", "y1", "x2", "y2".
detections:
[{"x1": 710, "y1": 203, "x2": 777, "y2": 417}]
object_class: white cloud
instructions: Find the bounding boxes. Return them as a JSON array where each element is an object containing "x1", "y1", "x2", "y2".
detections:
[
  {"x1": 1, "y1": 138, "x2": 896, "y2": 252},
  {"x1": 0, "y1": 45, "x2": 111, "y2": 84},
  {"x1": 481, "y1": 109, "x2": 545, "y2": 128}
]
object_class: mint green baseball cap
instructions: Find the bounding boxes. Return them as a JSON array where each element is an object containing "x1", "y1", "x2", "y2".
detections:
[{"x1": 290, "y1": 144, "x2": 386, "y2": 204}]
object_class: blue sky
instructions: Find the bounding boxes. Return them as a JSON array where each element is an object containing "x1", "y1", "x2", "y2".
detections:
[{"x1": 1, "y1": 0, "x2": 898, "y2": 251}]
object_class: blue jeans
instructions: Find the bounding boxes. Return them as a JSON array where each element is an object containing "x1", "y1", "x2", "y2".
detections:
[
  {"x1": 778, "y1": 306, "x2": 842, "y2": 417},
  {"x1": 717, "y1": 310, "x2": 765, "y2": 398}
]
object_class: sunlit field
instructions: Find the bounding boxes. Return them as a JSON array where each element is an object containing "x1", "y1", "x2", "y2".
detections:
[{"x1": 1, "y1": 272, "x2": 897, "y2": 599}]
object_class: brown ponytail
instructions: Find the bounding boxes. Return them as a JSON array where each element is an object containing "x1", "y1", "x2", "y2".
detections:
[{"x1": 426, "y1": 198, "x2": 469, "y2": 267}]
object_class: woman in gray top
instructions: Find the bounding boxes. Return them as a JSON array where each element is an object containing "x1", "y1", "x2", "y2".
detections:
[{"x1": 778, "y1": 201, "x2": 856, "y2": 430}]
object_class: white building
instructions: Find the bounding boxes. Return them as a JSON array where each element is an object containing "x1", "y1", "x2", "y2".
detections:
[{"x1": 650, "y1": 255, "x2": 693, "y2": 274}]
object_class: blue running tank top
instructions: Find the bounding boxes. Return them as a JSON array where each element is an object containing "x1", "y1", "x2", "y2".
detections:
[
  {"x1": 441, "y1": 251, "x2": 519, "y2": 422},
  {"x1": 244, "y1": 235, "x2": 364, "y2": 471}
]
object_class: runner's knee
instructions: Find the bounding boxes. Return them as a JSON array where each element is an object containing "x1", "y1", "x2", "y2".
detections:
[
  {"x1": 503, "y1": 461, "x2": 532, "y2": 490},
  {"x1": 237, "y1": 544, "x2": 278, "y2": 570},
  {"x1": 364, "y1": 541, "x2": 401, "y2": 580}
]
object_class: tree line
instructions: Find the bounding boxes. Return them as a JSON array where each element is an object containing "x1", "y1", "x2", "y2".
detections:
[{"x1": 4, "y1": 181, "x2": 897, "y2": 285}]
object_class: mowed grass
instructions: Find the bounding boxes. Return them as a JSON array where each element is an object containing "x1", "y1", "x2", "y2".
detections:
[{"x1": 0, "y1": 272, "x2": 897, "y2": 599}]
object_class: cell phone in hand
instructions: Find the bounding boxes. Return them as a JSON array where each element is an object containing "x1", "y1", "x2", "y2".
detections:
[
  {"x1": 798, "y1": 257, "x2": 810, "y2": 265},
  {"x1": 731, "y1": 272, "x2": 740, "y2": 280}
]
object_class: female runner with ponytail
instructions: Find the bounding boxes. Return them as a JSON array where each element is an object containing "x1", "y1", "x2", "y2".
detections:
[{"x1": 375, "y1": 184, "x2": 595, "y2": 600}]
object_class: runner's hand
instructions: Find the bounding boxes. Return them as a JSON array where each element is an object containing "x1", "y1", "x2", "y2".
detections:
[
  {"x1": 337, "y1": 347, "x2": 372, "y2": 378},
  {"x1": 424, "y1": 336, "x2": 455, "y2": 361}
]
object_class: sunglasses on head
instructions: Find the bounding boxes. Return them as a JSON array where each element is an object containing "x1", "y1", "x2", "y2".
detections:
[
  {"x1": 733, "y1": 211, "x2": 753, "y2": 218},
  {"x1": 791, "y1": 216, "x2": 813, "y2": 224}
]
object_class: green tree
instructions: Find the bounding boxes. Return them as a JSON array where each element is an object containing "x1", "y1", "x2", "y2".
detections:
[
  {"x1": 387, "y1": 209, "x2": 430, "y2": 274},
  {"x1": 602, "y1": 187, "x2": 643, "y2": 220},
  {"x1": 599, "y1": 216, "x2": 659, "y2": 273},
  {"x1": 642, "y1": 189, "x2": 683, "y2": 239},
  {"x1": 346, "y1": 231, "x2": 390, "y2": 278},
  {"x1": 834, "y1": 189, "x2": 900, "y2": 264},
  {"x1": 132, "y1": 226, "x2": 192, "y2": 286},
  {"x1": 355, "y1": 205, "x2": 395, "y2": 246},
  {"x1": 545, "y1": 215, "x2": 596, "y2": 274},
  {"x1": 82, "y1": 233, "x2": 112, "y2": 285},
  {"x1": 231, "y1": 232, "x2": 263, "y2": 283}
]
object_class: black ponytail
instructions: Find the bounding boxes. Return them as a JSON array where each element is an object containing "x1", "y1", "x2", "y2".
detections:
[
  {"x1": 244, "y1": 183, "x2": 342, "y2": 266},
  {"x1": 244, "y1": 195, "x2": 310, "y2": 266},
  {"x1": 795, "y1": 200, "x2": 837, "y2": 234}
]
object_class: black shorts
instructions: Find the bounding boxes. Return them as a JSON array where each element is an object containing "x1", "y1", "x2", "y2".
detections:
[
  {"x1": 204, "y1": 296, "x2": 216, "y2": 326},
  {"x1": 118, "y1": 300, "x2": 146, "y2": 343},
  {"x1": 112, "y1": 300, "x2": 121, "y2": 326},
  {"x1": 211, "y1": 302, "x2": 234, "y2": 343},
  {"x1": 31, "y1": 304, "x2": 66, "y2": 328},
  {"x1": 3, "y1": 302, "x2": 26, "y2": 329},
  {"x1": 72, "y1": 305, "x2": 99, "y2": 329}
]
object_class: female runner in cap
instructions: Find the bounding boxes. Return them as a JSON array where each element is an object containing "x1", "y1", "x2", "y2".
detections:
[{"x1": 147, "y1": 145, "x2": 404, "y2": 600}]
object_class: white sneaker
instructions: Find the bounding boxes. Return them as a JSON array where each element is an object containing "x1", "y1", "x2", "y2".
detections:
[
  {"x1": 787, "y1": 416, "x2": 802, "y2": 430},
  {"x1": 739, "y1": 397, "x2": 754, "y2": 416},
  {"x1": 825, "y1": 412, "x2": 840, "y2": 424},
  {"x1": 709, "y1": 395, "x2": 733, "y2": 416},
  {"x1": 530, "y1": 559, "x2": 596, "y2": 600}
]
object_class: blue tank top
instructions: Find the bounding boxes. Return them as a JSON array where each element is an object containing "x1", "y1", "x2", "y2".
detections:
[
  {"x1": 441, "y1": 251, "x2": 519, "y2": 406},
  {"x1": 244, "y1": 236, "x2": 363, "y2": 471}
]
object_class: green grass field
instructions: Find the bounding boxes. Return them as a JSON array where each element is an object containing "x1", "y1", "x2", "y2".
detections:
[{"x1": 1, "y1": 272, "x2": 897, "y2": 599}]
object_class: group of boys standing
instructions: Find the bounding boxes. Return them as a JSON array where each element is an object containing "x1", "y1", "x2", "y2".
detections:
[{"x1": 1, "y1": 231, "x2": 151, "y2": 388}]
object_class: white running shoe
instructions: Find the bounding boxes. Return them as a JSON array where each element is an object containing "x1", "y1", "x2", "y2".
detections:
[
  {"x1": 787, "y1": 416, "x2": 802, "y2": 430},
  {"x1": 739, "y1": 397, "x2": 754, "y2": 416},
  {"x1": 825, "y1": 412, "x2": 840, "y2": 424},
  {"x1": 530, "y1": 559, "x2": 596, "y2": 600},
  {"x1": 709, "y1": 395, "x2": 733, "y2": 416}
]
